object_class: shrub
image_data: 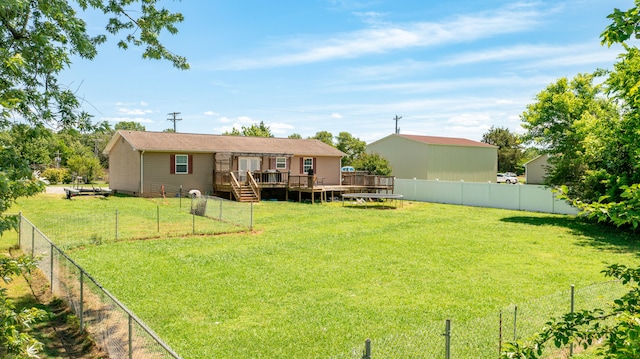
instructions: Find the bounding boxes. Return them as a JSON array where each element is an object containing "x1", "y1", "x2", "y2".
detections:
[{"x1": 41, "y1": 168, "x2": 70, "y2": 184}]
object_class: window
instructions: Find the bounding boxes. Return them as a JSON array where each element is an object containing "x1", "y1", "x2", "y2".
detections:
[
  {"x1": 303, "y1": 157, "x2": 313, "y2": 174},
  {"x1": 175, "y1": 154, "x2": 188, "y2": 174},
  {"x1": 276, "y1": 157, "x2": 287, "y2": 169}
]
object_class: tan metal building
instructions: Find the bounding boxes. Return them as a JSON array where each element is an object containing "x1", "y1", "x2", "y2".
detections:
[
  {"x1": 366, "y1": 134, "x2": 498, "y2": 182},
  {"x1": 523, "y1": 154, "x2": 550, "y2": 185}
]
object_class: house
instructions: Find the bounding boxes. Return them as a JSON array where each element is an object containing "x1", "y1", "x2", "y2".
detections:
[
  {"x1": 523, "y1": 154, "x2": 550, "y2": 185},
  {"x1": 103, "y1": 130, "x2": 351, "y2": 201},
  {"x1": 366, "y1": 134, "x2": 498, "y2": 182}
]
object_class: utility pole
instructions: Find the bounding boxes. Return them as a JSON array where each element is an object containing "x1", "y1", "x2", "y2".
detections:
[
  {"x1": 167, "y1": 112, "x2": 182, "y2": 132},
  {"x1": 393, "y1": 115, "x2": 402, "y2": 134}
]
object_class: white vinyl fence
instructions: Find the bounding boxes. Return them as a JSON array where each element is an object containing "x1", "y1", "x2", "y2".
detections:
[{"x1": 394, "y1": 179, "x2": 578, "y2": 215}]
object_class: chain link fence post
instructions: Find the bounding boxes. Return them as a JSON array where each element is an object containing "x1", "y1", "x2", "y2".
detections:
[
  {"x1": 569, "y1": 284, "x2": 575, "y2": 356},
  {"x1": 444, "y1": 319, "x2": 451, "y2": 359},
  {"x1": 361, "y1": 338, "x2": 371, "y2": 359}
]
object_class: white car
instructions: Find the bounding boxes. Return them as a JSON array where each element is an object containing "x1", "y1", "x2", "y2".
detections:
[{"x1": 497, "y1": 173, "x2": 518, "y2": 184}]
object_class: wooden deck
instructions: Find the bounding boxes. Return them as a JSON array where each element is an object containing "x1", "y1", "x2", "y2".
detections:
[{"x1": 214, "y1": 171, "x2": 394, "y2": 203}]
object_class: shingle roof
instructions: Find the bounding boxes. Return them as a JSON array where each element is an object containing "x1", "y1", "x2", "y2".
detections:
[
  {"x1": 397, "y1": 134, "x2": 497, "y2": 148},
  {"x1": 104, "y1": 130, "x2": 346, "y2": 157}
]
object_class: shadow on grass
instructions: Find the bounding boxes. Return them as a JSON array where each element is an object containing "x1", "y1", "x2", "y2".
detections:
[{"x1": 501, "y1": 215, "x2": 640, "y2": 255}]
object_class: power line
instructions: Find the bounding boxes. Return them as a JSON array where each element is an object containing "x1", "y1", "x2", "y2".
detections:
[{"x1": 167, "y1": 112, "x2": 182, "y2": 132}]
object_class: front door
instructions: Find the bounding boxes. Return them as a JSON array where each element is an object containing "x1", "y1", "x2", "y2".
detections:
[{"x1": 238, "y1": 157, "x2": 261, "y2": 181}]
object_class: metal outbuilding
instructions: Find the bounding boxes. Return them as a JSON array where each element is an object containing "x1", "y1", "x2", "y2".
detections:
[{"x1": 366, "y1": 134, "x2": 498, "y2": 182}]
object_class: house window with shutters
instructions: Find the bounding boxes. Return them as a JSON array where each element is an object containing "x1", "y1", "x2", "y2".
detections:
[
  {"x1": 171, "y1": 154, "x2": 192, "y2": 174},
  {"x1": 303, "y1": 157, "x2": 313, "y2": 174},
  {"x1": 276, "y1": 157, "x2": 287, "y2": 170}
]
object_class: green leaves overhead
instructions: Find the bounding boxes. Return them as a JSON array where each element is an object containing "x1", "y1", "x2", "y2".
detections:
[{"x1": 1, "y1": 0, "x2": 188, "y2": 129}]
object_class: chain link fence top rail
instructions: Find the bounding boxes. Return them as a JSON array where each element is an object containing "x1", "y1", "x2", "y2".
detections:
[
  {"x1": 25, "y1": 195, "x2": 252, "y2": 250},
  {"x1": 18, "y1": 215, "x2": 182, "y2": 359}
]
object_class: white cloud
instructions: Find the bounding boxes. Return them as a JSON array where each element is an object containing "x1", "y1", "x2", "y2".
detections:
[
  {"x1": 269, "y1": 122, "x2": 295, "y2": 135},
  {"x1": 103, "y1": 117, "x2": 154, "y2": 124},
  {"x1": 204, "y1": 111, "x2": 218, "y2": 116},
  {"x1": 331, "y1": 113, "x2": 343, "y2": 119},
  {"x1": 117, "y1": 108, "x2": 153, "y2": 115},
  {"x1": 218, "y1": 3, "x2": 544, "y2": 70}
]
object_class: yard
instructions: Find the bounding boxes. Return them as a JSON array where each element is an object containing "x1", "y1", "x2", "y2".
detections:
[{"x1": 8, "y1": 194, "x2": 640, "y2": 358}]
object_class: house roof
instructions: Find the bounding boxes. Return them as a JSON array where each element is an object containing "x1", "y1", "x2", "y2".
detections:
[
  {"x1": 103, "y1": 130, "x2": 346, "y2": 157},
  {"x1": 369, "y1": 133, "x2": 497, "y2": 148}
]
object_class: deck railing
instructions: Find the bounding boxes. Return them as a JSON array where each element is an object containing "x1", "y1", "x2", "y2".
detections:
[{"x1": 341, "y1": 173, "x2": 395, "y2": 187}]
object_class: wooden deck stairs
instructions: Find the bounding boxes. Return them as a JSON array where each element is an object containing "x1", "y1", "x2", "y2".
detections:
[{"x1": 236, "y1": 184, "x2": 259, "y2": 202}]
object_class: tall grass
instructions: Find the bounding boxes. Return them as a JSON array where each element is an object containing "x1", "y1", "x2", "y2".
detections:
[{"x1": 12, "y1": 196, "x2": 640, "y2": 358}]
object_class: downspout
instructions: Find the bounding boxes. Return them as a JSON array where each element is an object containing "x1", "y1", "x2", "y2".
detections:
[{"x1": 140, "y1": 151, "x2": 145, "y2": 196}]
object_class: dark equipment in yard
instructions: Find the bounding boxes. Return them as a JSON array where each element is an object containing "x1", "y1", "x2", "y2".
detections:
[{"x1": 63, "y1": 176, "x2": 113, "y2": 199}]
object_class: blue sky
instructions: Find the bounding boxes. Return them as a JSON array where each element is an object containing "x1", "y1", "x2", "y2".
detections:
[{"x1": 61, "y1": 0, "x2": 633, "y2": 143}]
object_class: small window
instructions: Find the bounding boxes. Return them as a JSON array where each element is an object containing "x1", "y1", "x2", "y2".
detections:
[
  {"x1": 303, "y1": 157, "x2": 313, "y2": 174},
  {"x1": 175, "y1": 154, "x2": 188, "y2": 174},
  {"x1": 276, "y1": 157, "x2": 287, "y2": 169}
]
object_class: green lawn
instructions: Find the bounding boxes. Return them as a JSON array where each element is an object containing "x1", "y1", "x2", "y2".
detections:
[{"x1": 10, "y1": 195, "x2": 640, "y2": 358}]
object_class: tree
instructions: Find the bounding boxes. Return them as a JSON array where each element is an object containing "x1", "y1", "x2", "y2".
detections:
[
  {"x1": 481, "y1": 126, "x2": 523, "y2": 174},
  {"x1": 309, "y1": 131, "x2": 334, "y2": 146},
  {"x1": 352, "y1": 152, "x2": 392, "y2": 175},
  {"x1": 115, "y1": 121, "x2": 146, "y2": 131},
  {"x1": 336, "y1": 132, "x2": 366, "y2": 166},
  {"x1": 1, "y1": 2, "x2": 187, "y2": 355},
  {"x1": 67, "y1": 154, "x2": 102, "y2": 182},
  {"x1": 1, "y1": 0, "x2": 188, "y2": 130},
  {"x1": 520, "y1": 73, "x2": 619, "y2": 202},
  {"x1": 0, "y1": 255, "x2": 48, "y2": 357},
  {"x1": 223, "y1": 121, "x2": 273, "y2": 137},
  {"x1": 288, "y1": 133, "x2": 302, "y2": 139}
]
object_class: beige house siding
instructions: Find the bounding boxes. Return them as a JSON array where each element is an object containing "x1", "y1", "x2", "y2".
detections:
[
  {"x1": 108, "y1": 137, "x2": 141, "y2": 194},
  {"x1": 142, "y1": 152, "x2": 215, "y2": 194},
  {"x1": 366, "y1": 134, "x2": 497, "y2": 182},
  {"x1": 524, "y1": 154, "x2": 549, "y2": 185}
]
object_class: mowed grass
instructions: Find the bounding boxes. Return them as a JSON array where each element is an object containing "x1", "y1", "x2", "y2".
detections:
[{"x1": 11, "y1": 195, "x2": 640, "y2": 358}]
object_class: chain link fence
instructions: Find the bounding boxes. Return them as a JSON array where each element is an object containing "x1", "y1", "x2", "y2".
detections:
[
  {"x1": 30, "y1": 195, "x2": 253, "y2": 249},
  {"x1": 19, "y1": 215, "x2": 182, "y2": 359},
  {"x1": 341, "y1": 280, "x2": 624, "y2": 358},
  {"x1": 8, "y1": 207, "x2": 626, "y2": 358}
]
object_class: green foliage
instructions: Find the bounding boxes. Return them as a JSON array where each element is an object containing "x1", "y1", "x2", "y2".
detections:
[
  {"x1": 481, "y1": 126, "x2": 523, "y2": 174},
  {"x1": 335, "y1": 132, "x2": 366, "y2": 166},
  {"x1": 114, "y1": 121, "x2": 146, "y2": 131},
  {"x1": 309, "y1": 130, "x2": 334, "y2": 146},
  {"x1": 520, "y1": 73, "x2": 620, "y2": 202},
  {"x1": 0, "y1": 145, "x2": 45, "y2": 234},
  {"x1": 500, "y1": 264, "x2": 640, "y2": 359},
  {"x1": 40, "y1": 168, "x2": 70, "y2": 184},
  {"x1": 1, "y1": 0, "x2": 188, "y2": 129},
  {"x1": 352, "y1": 152, "x2": 392, "y2": 175},
  {"x1": 601, "y1": 0, "x2": 640, "y2": 46},
  {"x1": 0, "y1": 255, "x2": 48, "y2": 358},
  {"x1": 560, "y1": 183, "x2": 640, "y2": 230},
  {"x1": 224, "y1": 121, "x2": 273, "y2": 137},
  {"x1": 287, "y1": 133, "x2": 302, "y2": 139},
  {"x1": 66, "y1": 154, "x2": 101, "y2": 182}
]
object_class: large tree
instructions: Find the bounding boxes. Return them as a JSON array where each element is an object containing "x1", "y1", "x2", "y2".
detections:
[
  {"x1": 335, "y1": 131, "x2": 365, "y2": 166},
  {"x1": 309, "y1": 131, "x2": 334, "y2": 146},
  {"x1": 520, "y1": 73, "x2": 619, "y2": 201},
  {"x1": 223, "y1": 121, "x2": 273, "y2": 137},
  {"x1": 1, "y1": 0, "x2": 188, "y2": 130},
  {"x1": 1, "y1": 3, "x2": 187, "y2": 354},
  {"x1": 481, "y1": 126, "x2": 523, "y2": 174}
]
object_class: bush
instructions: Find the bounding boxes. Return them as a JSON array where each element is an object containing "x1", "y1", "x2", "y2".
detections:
[{"x1": 41, "y1": 168, "x2": 70, "y2": 184}]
